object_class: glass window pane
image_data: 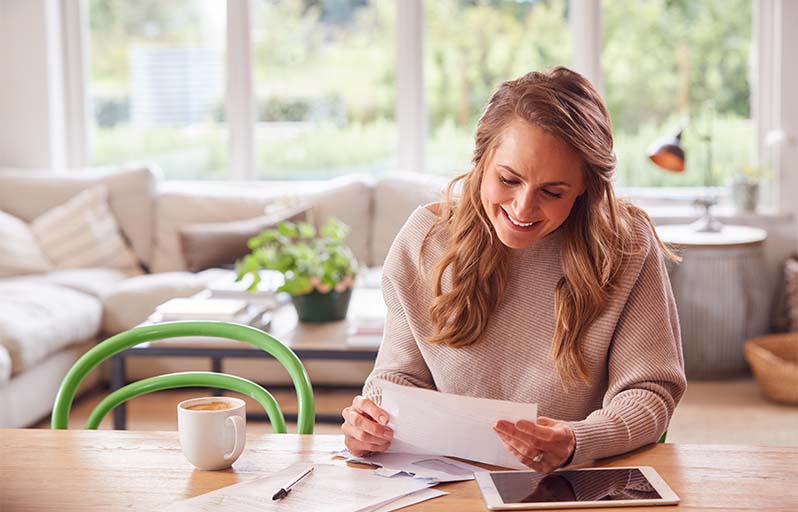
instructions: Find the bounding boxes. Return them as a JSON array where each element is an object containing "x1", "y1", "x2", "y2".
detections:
[
  {"x1": 602, "y1": 0, "x2": 753, "y2": 187},
  {"x1": 425, "y1": 0, "x2": 572, "y2": 176},
  {"x1": 87, "y1": 0, "x2": 227, "y2": 180},
  {"x1": 252, "y1": 0, "x2": 396, "y2": 179}
]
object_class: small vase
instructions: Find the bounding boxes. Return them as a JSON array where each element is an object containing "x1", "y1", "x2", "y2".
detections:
[
  {"x1": 291, "y1": 288, "x2": 352, "y2": 323},
  {"x1": 731, "y1": 179, "x2": 759, "y2": 213}
]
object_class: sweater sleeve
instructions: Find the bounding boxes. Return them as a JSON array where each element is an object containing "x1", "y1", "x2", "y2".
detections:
[{"x1": 567, "y1": 237, "x2": 687, "y2": 465}]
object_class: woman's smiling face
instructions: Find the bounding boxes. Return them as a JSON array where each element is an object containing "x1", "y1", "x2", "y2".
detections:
[{"x1": 480, "y1": 119, "x2": 586, "y2": 249}]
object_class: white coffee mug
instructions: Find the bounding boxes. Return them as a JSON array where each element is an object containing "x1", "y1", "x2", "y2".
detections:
[{"x1": 177, "y1": 396, "x2": 246, "y2": 470}]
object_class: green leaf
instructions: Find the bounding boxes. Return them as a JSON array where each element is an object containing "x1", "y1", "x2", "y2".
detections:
[
  {"x1": 246, "y1": 271, "x2": 262, "y2": 292},
  {"x1": 281, "y1": 274, "x2": 312, "y2": 295},
  {"x1": 277, "y1": 221, "x2": 298, "y2": 238},
  {"x1": 297, "y1": 222, "x2": 316, "y2": 239},
  {"x1": 236, "y1": 215, "x2": 356, "y2": 295},
  {"x1": 320, "y1": 217, "x2": 349, "y2": 241},
  {"x1": 234, "y1": 255, "x2": 263, "y2": 293}
]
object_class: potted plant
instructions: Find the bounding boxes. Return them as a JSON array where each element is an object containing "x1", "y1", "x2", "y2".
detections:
[{"x1": 235, "y1": 217, "x2": 359, "y2": 323}]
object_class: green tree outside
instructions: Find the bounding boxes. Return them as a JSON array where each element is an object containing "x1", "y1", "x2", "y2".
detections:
[{"x1": 87, "y1": 0, "x2": 753, "y2": 186}]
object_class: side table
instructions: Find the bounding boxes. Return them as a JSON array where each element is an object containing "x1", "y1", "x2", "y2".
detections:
[{"x1": 656, "y1": 224, "x2": 769, "y2": 378}]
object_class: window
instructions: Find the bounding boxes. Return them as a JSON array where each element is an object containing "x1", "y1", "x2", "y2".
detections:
[
  {"x1": 425, "y1": 0, "x2": 571, "y2": 175},
  {"x1": 602, "y1": 0, "x2": 753, "y2": 187},
  {"x1": 78, "y1": 0, "x2": 760, "y2": 190},
  {"x1": 251, "y1": 0, "x2": 396, "y2": 179},
  {"x1": 87, "y1": 0, "x2": 227, "y2": 179}
]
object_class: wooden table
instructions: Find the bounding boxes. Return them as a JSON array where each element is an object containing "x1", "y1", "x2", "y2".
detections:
[{"x1": 2, "y1": 429, "x2": 797, "y2": 511}]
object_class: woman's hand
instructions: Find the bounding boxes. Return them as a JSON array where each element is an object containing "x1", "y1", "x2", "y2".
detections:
[
  {"x1": 341, "y1": 395, "x2": 394, "y2": 456},
  {"x1": 493, "y1": 416, "x2": 576, "y2": 473}
]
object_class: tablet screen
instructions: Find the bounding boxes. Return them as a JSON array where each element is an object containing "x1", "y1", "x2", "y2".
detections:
[{"x1": 490, "y1": 468, "x2": 663, "y2": 504}]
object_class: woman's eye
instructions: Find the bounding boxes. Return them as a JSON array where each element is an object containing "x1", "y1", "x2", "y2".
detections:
[
  {"x1": 542, "y1": 189, "x2": 563, "y2": 199},
  {"x1": 499, "y1": 176, "x2": 519, "y2": 186}
]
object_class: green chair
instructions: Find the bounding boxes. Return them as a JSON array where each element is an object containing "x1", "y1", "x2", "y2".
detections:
[
  {"x1": 658, "y1": 431, "x2": 668, "y2": 443},
  {"x1": 51, "y1": 321, "x2": 315, "y2": 434}
]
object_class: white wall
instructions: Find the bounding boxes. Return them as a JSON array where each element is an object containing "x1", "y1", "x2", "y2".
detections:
[
  {"x1": 779, "y1": 0, "x2": 798, "y2": 217},
  {"x1": 0, "y1": 0, "x2": 65, "y2": 169}
]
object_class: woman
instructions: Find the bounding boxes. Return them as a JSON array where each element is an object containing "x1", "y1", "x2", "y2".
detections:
[{"x1": 342, "y1": 67, "x2": 686, "y2": 473}]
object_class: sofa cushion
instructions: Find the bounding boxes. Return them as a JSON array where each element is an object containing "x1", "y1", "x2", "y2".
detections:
[
  {"x1": 14, "y1": 268, "x2": 132, "y2": 299},
  {"x1": 0, "y1": 340, "x2": 99, "y2": 428},
  {"x1": 0, "y1": 165, "x2": 158, "y2": 268},
  {"x1": 0, "y1": 210, "x2": 52, "y2": 277},
  {"x1": 179, "y1": 204, "x2": 310, "y2": 272},
  {"x1": 102, "y1": 269, "x2": 228, "y2": 334},
  {"x1": 30, "y1": 186, "x2": 141, "y2": 273},
  {"x1": 152, "y1": 174, "x2": 373, "y2": 271},
  {"x1": 0, "y1": 346, "x2": 10, "y2": 384},
  {"x1": 307, "y1": 176, "x2": 373, "y2": 267},
  {"x1": 0, "y1": 281, "x2": 102, "y2": 375},
  {"x1": 372, "y1": 173, "x2": 448, "y2": 266}
]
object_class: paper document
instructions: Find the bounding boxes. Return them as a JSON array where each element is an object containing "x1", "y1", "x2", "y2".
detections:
[
  {"x1": 343, "y1": 450, "x2": 485, "y2": 482},
  {"x1": 378, "y1": 380, "x2": 537, "y2": 469},
  {"x1": 162, "y1": 462, "x2": 430, "y2": 512},
  {"x1": 361, "y1": 488, "x2": 448, "y2": 512}
]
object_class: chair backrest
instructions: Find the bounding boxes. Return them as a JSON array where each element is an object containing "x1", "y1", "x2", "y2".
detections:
[{"x1": 51, "y1": 321, "x2": 315, "y2": 433}]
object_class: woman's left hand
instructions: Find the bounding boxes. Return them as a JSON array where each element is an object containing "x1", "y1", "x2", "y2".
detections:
[{"x1": 493, "y1": 416, "x2": 576, "y2": 473}]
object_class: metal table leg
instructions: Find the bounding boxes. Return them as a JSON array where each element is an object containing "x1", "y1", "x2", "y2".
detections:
[
  {"x1": 211, "y1": 357, "x2": 223, "y2": 396},
  {"x1": 110, "y1": 354, "x2": 127, "y2": 430}
]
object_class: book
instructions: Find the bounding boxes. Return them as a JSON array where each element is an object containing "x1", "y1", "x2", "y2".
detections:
[
  {"x1": 206, "y1": 270, "x2": 288, "y2": 310},
  {"x1": 347, "y1": 288, "x2": 386, "y2": 335},
  {"x1": 155, "y1": 298, "x2": 250, "y2": 321},
  {"x1": 346, "y1": 288, "x2": 386, "y2": 347}
]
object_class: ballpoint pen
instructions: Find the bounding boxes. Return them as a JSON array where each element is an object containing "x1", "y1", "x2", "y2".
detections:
[{"x1": 272, "y1": 466, "x2": 315, "y2": 500}]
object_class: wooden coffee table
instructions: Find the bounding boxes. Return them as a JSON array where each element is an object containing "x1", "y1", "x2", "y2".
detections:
[{"x1": 109, "y1": 288, "x2": 384, "y2": 428}]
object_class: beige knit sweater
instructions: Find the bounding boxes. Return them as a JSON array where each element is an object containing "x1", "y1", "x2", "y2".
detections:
[{"x1": 363, "y1": 206, "x2": 686, "y2": 466}]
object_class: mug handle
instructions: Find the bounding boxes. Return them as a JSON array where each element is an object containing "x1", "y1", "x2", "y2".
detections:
[{"x1": 224, "y1": 415, "x2": 246, "y2": 461}]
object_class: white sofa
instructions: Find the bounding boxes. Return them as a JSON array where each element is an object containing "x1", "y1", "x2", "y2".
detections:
[{"x1": 0, "y1": 165, "x2": 446, "y2": 428}]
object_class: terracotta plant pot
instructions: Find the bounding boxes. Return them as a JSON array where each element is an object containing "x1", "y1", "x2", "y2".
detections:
[{"x1": 291, "y1": 288, "x2": 352, "y2": 323}]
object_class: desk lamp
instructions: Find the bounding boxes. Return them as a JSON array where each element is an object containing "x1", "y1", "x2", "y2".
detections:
[{"x1": 647, "y1": 128, "x2": 722, "y2": 233}]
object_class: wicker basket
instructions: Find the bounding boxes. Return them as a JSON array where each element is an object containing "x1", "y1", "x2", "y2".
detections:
[{"x1": 744, "y1": 333, "x2": 798, "y2": 405}]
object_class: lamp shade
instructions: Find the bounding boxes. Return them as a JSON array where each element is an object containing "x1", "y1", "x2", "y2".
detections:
[{"x1": 647, "y1": 131, "x2": 685, "y2": 172}]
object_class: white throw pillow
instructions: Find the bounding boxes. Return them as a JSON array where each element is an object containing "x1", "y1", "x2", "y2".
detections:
[
  {"x1": 0, "y1": 210, "x2": 53, "y2": 277},
  {"x1": 30, "y1": 186, "x2": 141, "y2": 272}
]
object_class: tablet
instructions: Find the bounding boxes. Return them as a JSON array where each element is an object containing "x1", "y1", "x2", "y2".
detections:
[{"x1": 475, "y1": 466, "x2": 679, "y2": 510}]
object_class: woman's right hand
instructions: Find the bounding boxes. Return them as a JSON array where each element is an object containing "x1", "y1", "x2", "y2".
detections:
[{"x1": 341, "y1": 395, "x2": 394, "y2": 456}]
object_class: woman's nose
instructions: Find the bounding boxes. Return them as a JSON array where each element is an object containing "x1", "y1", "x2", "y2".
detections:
[{"x1": 513, "y1": 189, "x2": 538, "y2": 219}]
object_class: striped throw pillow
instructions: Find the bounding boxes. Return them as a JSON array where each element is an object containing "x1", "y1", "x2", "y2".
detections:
[
  {"x1": 30, "y1": 186, "x2": 140, "y2": 272},
  {"x1": 0, "y1": 210, "x2": 53, "y2": 277}
]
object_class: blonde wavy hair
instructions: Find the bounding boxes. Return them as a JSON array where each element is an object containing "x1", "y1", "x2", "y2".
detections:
[{"x1": 422, "y1": 67, "x2": 678, "y2": 386}]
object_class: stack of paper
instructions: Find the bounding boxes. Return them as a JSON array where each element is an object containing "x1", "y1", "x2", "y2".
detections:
[{"x1": 162, "y1": 462, "x2": 446, "y2": 512}]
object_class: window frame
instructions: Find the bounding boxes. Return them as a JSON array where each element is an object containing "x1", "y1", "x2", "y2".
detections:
[{"x1": 65, "y1": 0, "x2": 778, "y2": 204}]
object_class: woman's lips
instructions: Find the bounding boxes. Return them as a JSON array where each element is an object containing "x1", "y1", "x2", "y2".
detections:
[{"x1": 501, "y1": 207, "x2": 541, "y2": 232}]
